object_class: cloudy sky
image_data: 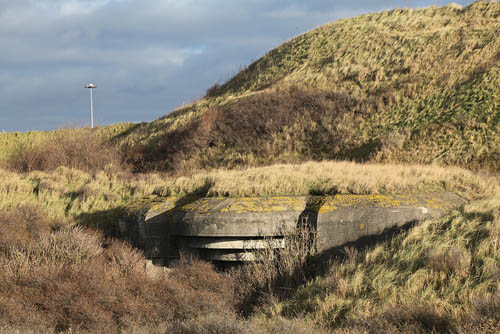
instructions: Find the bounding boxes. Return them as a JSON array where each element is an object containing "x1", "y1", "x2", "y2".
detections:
[{"x1": 0, "y1": 0, "x2": 473, "y2": 132}]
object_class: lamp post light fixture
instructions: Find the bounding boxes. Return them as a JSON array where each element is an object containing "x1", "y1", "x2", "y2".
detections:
[{"x1": 85, "y1": 83, "x2": 97, "y2": 128}]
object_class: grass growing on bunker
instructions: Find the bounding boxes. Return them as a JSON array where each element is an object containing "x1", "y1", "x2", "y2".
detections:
[
  {"x1": 150, "y1": 161, "x2": 494, "y2": 200},
  {"x1": 1, "y1": 161, "x2": 493, "y2": 239}
]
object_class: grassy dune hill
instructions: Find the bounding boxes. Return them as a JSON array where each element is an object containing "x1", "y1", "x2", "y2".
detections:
[
  {"x1": 114, "y1": 2, "x2": 500, "y2": 172},
  {"x1": 2, "y1": 3, "x2": 499, "y2": 173}
]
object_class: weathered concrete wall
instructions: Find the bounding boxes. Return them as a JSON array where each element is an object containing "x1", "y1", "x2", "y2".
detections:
[
  {"x1": 300, "y1": 193, "x2": 463, "y2": 251},
  {"x1": 120, "y1": 193, "x2": 465, "y2": 261}
]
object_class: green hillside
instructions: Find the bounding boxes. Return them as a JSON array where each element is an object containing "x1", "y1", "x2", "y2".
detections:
[
  {"x1": 113, "y1": 2, "x2": 500, "y2": 172},
  {"x1": 2, "y1": 3, "x2": 499, "y2": 173}
]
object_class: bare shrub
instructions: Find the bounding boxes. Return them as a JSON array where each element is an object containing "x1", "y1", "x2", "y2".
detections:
[
  {"x1": 7, "y1": 227, "x2": 104, "y2": 272},
  {"x1": 123, "y1": 87, "x2": 366, "y2": 172},
  {"x1": 426, "y1": 246, "x2": 471, "y2": 279},
  {"x1": 8, "y1": 129, "x2": 125, "y2": 173},
  {"x1": 204, "y1": 83, "x2": 223, "y2": 98},
  {"x1": 103, "y1": 240, "x2": 146, "y2": 276},
  {"x1": 0, "y1": 204, "x2": 243, "y2": 333},
  {"x1": 0, "y1": 235, "x2": 242, "y2": 333},
  {"x1": 0, "y1": 204, "x2": 51, "y2": 252},
  {"x1": 378, "y1": 303, "x2": 457, "y2": 334},
  {"x1": 235, "y1": 224, "x2": 317, "y2": 313},
  {"x1": 168, "y1": 255, "x2": 236, "y2": 313},
  {"x1": 167, "y1": 312, "x2": 256, "y2": 334}
]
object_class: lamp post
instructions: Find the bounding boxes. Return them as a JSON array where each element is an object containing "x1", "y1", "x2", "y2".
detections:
[{"x1": 85, "y1": 83, "x2": 96, "y2": 128}]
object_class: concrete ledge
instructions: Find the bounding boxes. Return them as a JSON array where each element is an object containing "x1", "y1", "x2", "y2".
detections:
[{"x1": 188, "y1": 237, "x2": 285, "y2": 249}]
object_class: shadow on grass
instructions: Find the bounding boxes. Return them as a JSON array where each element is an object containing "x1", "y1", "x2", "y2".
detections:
[
  {"x1": 75, "y1": 206, "x2": 127, "y2": 239},
  {"x1": 74, "y1": 179, "x2": 215, "y2": 250},
  {"x1": 107, "y1": 122, "x2": 144, "y2": 143},
  {"x1": 236, "y1": 217, "x2": 421, "y2": 317}
]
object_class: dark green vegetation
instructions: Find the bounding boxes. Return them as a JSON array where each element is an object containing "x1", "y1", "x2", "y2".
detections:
[{"x1": 1, "y1": 2, "x2": 500, "y2": 333}]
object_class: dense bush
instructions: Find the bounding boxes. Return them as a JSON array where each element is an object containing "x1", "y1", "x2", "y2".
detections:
[
  {"x1": 7, "y1": 129, "x2": 126, "y2": 173},
  {"x1": 123, "y1": 87, "x2": 372, "y2": 172},
  {"x1": 0, "y1": 206, "x2": 240, "y2": 333}
]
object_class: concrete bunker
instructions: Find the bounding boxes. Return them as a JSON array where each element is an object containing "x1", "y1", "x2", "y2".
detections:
[{"x1": 120, "y1": 193, "x2": 465, "y2": 263}]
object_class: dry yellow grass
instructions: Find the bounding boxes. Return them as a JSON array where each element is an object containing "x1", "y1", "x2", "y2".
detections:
[
  {"x1": 262, "y1": 184, "x2": 500, "y2": 333},
  {"x1": 99, "y1": 2, "x2": 500, "y2": 173},
  {"x1": 1, "y1": 159, "x2": 500, "y2": 332},
  {"x1": 155, "y1": 161, "x2": 496, "y2": 200},
  {"x1": 0, "y1": 160, "x2": 494, "y2": 238}
]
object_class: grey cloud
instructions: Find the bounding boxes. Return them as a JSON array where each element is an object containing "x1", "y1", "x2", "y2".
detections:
[{"x1": 0, "y1": 0, "x2": 476, "y2": 132}]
